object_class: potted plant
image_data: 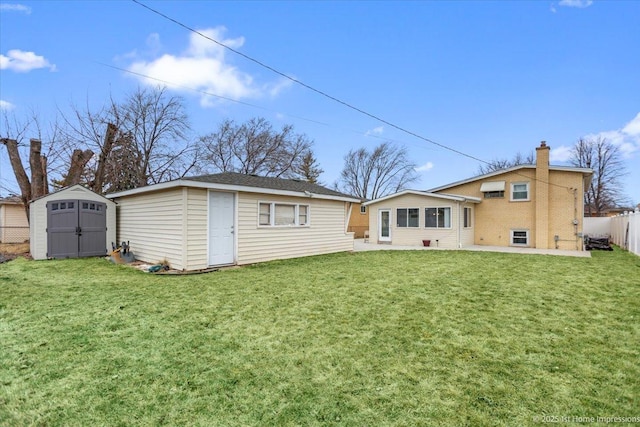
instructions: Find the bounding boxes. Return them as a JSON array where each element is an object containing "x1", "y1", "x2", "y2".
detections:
[{"x1": 422, "y1": 239, "x2": 431, "y2": 247}]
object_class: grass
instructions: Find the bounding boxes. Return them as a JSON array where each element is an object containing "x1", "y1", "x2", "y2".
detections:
[{"x1": 1, "y1": 248, "x2": 638, "y2": 426}]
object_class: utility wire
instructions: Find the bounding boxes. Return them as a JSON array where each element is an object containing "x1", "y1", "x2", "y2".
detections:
[
  {"x1": 130, "y1": 0, "x2": 585, "y2": 191},
  {"x1": 131, "y1": 0, "x2": 482, "y2": 164}
]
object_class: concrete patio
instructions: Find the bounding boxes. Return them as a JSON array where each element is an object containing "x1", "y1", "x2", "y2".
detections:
[{"x1": 353, "y1": 239, "x2": 591, "y2": 257}]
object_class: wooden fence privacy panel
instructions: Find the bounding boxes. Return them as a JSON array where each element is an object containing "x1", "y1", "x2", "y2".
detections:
[{"x1": 611, "y1": 209, "x2": 640, "y2": 256}]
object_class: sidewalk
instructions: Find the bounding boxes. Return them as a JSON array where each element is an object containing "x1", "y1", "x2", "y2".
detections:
[{"x1": 352, "y1": 239, "x2": 591, "y2": 258}]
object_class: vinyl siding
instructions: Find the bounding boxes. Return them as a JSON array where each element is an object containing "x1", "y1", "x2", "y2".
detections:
[
  {"x1": 367, "y1": 194, "x2": 463, "y2": 249},
  {"x1": 184, "y1": 188, "x2": 208, "y2": 270},
  {"x1": 114, "y1": 188, "x2": 186, "y2": 269},
  {"x1": 0, "y1": 204, "x2": 29, "y2": 243},
  {"x1": 236, "y1": 192, "x2": 354, "y2": 265},
  {"x1": 29, "y1": 186, "x2": 116, "y2": 260}
]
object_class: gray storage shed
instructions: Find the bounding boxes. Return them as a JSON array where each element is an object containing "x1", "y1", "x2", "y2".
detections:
[{"x1": 30, "y1": 185, "x2": 116, "y2": 260}]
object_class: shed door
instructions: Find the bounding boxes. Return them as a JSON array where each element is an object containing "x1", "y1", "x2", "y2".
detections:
[
  {"x1": 209, "y1": 191, "x2": 235, "y2": 266},
  {"x1": 79, "y1": 201, "x2": 107, "y2": 257},
  {"x1": 47, "y1": 200, "x2": 80, "y2": 258},
  {"x1": 47, "y1": 199, "x2": 107, "y2": 258}
]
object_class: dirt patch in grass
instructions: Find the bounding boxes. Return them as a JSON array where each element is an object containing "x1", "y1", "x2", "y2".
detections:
[{"x1": 0, "y1": 242, "x2": 31, "y2": 263}]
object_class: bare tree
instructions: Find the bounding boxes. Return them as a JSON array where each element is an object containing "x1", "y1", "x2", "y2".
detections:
[
  {"x1": 337, "y1": 142, "x2": 419, "y2": 199},
  {"x1": 60, "y1": 86, "x2": 195, "y2": 193},
  {"x1": 1, "y1": 110, "x2": 71, "y2": 220},
  {"x1": 198, "y1": 117, "x2": 316, "y2": 179},
  {"x1": 477, "y1": 151, "x2": 535, "y2": 174},
  {"x1": 569, "y1": 137, "x2": 628, "y2": 216}
]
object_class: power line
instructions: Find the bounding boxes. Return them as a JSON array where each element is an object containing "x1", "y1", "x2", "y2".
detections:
[
  {"x1": 130, "y1": 0, "x2": 583, "y2": 191},
  {"x1": 130, "y1": 0, "x2": 483, "y2": 164}
]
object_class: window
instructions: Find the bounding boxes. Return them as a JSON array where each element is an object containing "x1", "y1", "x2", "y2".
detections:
[
  {"x1": 481, "y1": 181, "x2": 505, "y2": 199},
  {"x1": 425, "y1": 207, "x2": 451, "y2": 228},
  {"x1": 51, "y1": 203, "x2": 59, "y2": 211},
  {"x1": 259, "y1": 202, "x2": 310, "y2": 227},
  {"x1": 463, "y1": 207, "x2": 472, "y2": 228},
  {"x1": 511, "y1": 230, "x2": 529, "y2": 246},
  {"x1": 259, "y1": 203, "x2": 271, "y2": 225},
  {"x1": 511, "y1": 182, "x2": 530, "y2": 201},
  {"x1": 298, "y1": 205, "x2": 308, "y2": 226},
  {"x1": 484, "y1": 191, "x2": 504, "y2": 199},
  {"x1": 397, "y1": 208, "x2": 419, "y2": 228},
  {"x1": 360, "y1": 205, "x2": 367, "y2": 214},
  {"x1": 275, "y1": 204, "x2": 295, "y2": 226}
]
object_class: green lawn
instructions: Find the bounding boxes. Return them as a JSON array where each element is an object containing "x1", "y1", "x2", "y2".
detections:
[{"x1": 1, "y1": 249, "x2": 638, "y2": 426}]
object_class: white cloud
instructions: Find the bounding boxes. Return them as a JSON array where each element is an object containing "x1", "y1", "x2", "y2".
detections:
[
  {"x1": 553, "y1": 113, "x2": 640, "y2": 163},
  {"x1": 365, "y1": 126, "x2": 384, "y2": 136},
  {"x1": 416, "y1": 161, "x2": 434, "y2": 172},
  {"x1": 550, "y1": 145, "x2": 572, "y2": 162},
  {"x1": 127, "y1": 27, "x2": 285, "y2": 106},
  {"x1": 0, "y1": 3, "x2": 31, "y2": 14},
  {"x1": 0, "y1": 100, "x2": 15, "y2": 110},
  {"x1": 0, "y1": 49, "x2": 56, "y2": 72},
  {"x1": 559, "y1": 0, "x2": 593, "y2": 8},
  {"x1": 585, "y1": 113, "x2": 640, "y2": 158}
]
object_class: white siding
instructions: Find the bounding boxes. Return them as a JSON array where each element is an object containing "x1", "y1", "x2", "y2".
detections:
[
  {"x1": 184, "y1": 188, "x2": 208, "y2": 270},
  {"x1": 367, "y1": 194, "x2": 464, "y2": 249},
  {"x1": 0, "y1": 204, "x2": 29, "y2": 243},
  {"x1": 114, "y1": 188, "x2": 186, "y2": 270},
  {"x1": 29, "y1": 186, "x2": 116, "y2": 260},
  {"x1": 236, "y1": 192, "x2": 354, "y2": 265}
]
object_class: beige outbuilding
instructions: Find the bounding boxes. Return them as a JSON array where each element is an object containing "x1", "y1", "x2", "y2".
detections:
[{"x1": 106, "y1": 172, "x2": 360, "y2": 271}]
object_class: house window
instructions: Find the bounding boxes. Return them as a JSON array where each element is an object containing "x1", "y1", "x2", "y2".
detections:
[
  {"x1": 259, "y1": 202, "x2": 310, "y2": 227},
  {"x1": 360, "y1": 205, "x2": 367, "y2": 214},
  {"x1": 397, "y1": 208, "x2": 419, "y2": 228},
  {"x1": 511, "y1": 182, "x2": 530, "y2": 201},
  {"x1": 298, "y1": 205, "x2": 308, "y2": 226},
  {"x1": 511, "y1": 229, "x2": 529, "y2": 246},
  {"x1": 484, "y1": 191, "x2": 504, "y2": 199},
  {"x1": 463, "y1": 207, "x2": 472, "y2": 228},
  {"x1": 275, "y1": 204, "x2": 296, "y2": 226},
  {"x1": 259, "y1": 203, "x2": 271, "y2": 225},
  {"x1": 425, "y1": 207, "x2": 451, "y2": 228},
  {"x1": 480, "y1": 181, "x2": 505, "y2": 199}
]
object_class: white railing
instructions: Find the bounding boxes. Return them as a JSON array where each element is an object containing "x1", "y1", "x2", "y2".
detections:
[{"x1": 610, "y1": 209, "x2": 640, "y2": 256}]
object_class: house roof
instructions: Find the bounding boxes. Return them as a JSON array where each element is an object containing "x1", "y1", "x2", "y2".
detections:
[
  {"x1": 363, "y1": 190, "x2": 481, "y2": 206},
  {"x1": 106, "y1": 172, "x2": 360, "y2": 202},
  {"x1": 427, "y1": 164, "x2": 593, "y2": 193},
  {"x1": 0, "y1": 196, "x2": 23, "y2": 205}
]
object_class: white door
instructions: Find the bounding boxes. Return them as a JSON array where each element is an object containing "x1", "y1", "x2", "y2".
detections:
[
  {"x1": 209, "y1": 191, "x2": 235, "y2": 265},
  {"x1": 379, "y1": 209, "x2": 391, "y2": 242}
]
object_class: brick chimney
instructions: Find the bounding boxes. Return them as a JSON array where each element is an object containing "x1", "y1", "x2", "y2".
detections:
[{"x1": 535, "y1": 141, "x2": 550, "y2": 248}]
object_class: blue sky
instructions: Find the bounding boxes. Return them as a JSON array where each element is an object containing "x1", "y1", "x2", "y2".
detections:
[{"x1": 1, "y1": 0, "x2": 639, "y2": 205}]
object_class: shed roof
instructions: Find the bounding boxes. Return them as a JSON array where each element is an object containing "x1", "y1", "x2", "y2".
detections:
[{"x1": 106, "y1": 172, "x2": 360, "y2": 202}]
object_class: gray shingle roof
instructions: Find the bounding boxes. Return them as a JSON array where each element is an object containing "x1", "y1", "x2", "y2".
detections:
[{"x1": 184, "y1": 172, "x2": 355, "y2": 199}]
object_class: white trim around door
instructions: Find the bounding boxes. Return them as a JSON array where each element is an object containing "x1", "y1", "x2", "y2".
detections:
[
  {"x1": 378, "y1": 209, "x2": 391, "y2": 242},
  {"x1": 208, "y1": 191, "x2": 236, "y2": 266}
]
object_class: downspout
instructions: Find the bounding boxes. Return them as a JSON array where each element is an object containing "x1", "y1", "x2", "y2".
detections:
[{"x1": 573, "y1": 187, "x2": 579, "y2": 251}]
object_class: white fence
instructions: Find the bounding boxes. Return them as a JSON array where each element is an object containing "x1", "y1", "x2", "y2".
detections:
[
  {"x1": 611, "y1": 210, "x2": 640, "y2": 256},
  {"x1": 585, "y1": 210, "x2": 640, "y2": 256}
]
